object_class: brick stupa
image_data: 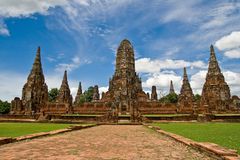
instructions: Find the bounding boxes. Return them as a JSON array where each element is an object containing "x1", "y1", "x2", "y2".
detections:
[
  {"x1": 56, "y1": 70, "x2": 73, "y2": 106},
  {"x1": 21, "y1": 47, "x2": 48, "y2": 114},
  {"x1": 200, "y1": 45, "x2": 231, "y2": 112},
  {"x1": 74, "y1": 82, "x2": 82, "y2": 105},
  {"x1": 178, "y1": 67, "x2": 194, "y2": 113}
]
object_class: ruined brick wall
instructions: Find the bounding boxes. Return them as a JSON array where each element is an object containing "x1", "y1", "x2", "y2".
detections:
[
  {"x1": 73, "y1": 102, "x2": 110, "y2": 114},
  {"x1": 138, "y1": 102, "x2": 177, "y2": 114},
  {"x1": 42, "y1": 103, "x2": 71, "y2": 115}
]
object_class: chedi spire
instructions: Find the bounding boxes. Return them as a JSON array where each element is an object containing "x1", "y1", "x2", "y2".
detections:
[
  {"x1": 22, "y1": 46, "x2": 48, "y2": 114},
  {"x1": 56, "y1": 70, "x2": 73, "y2": 105},
  {"x1": 200, "y1": 45, "x2": 231, "y2": 112},
  {"x1": 178, "y1": 67, "x2": 194, "y2": 112},
  {"x1": 74, "y1": 82, "x2": 82, "y2": 105}
]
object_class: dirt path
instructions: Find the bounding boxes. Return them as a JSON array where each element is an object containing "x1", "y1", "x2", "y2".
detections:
[{"x1": 0, "y1": 125, "x2": 214, "y2": 160}]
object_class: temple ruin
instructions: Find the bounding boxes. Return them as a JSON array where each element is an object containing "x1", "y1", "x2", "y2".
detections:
[
  {"x1": 10, "y1": 40, "x2": 240, "y2": 121},
  {"x1": 200, "y1": 45, "x2": 232, "y2": 113}
]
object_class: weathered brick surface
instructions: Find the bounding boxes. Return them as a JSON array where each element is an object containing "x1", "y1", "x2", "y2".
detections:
[
  {"x1": 0, "y1": 137, "x2": 14, "y2": 145},
  {"x1": 200, "y1": 45, "x2": 231, "y2": 112},
  {"x1": 56, "y1": 70, "x2": 73, "y2": 106},
  {"x1": 178, "y1": 67, "x2": 194, "y2": 113}
]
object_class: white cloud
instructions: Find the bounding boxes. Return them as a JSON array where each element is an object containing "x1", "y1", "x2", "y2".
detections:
[
  {"x1": 99, "y1": 86, "x2": 108, "y2": 94},
  {"x1": 142, "y1": 72, "x2": 182, "y2": 96},
  {"x1": 55, "y1": 56, "x2": 91, "y2": 72},
  {"x1": 0, "y1": 20, "x2": 10, "y2": 36},
  {"x1": 0, "y1": 72, "x2": 26, "y2": 101},
  {"x1": 215, "y1": 31, "x2": 240, "y2": 59},
  {"x1": 190, "y1": 70, "x2": 207, "y2": 94},
  {"x1": 224, "y1": 49, "x2": 240, "y2": 59},
  {"x1": 99, "y1": 86, "x2": 108, "y2": 98},
  {"x1": 0, "y1": 0, "x2": 70, "y2": 36},
  {"x1": 223, "y1": 71, "x2": 240, "y2": 95},
  {"x1": 161, "y1": 0, "x2": 201, "y2": 24},
  {"x1": 135, "y1": 58, "x2": 207, "y2": 73},
  {"x1": 215, "y1": 31, "x2": 240, "y2": 50},
  {"x1": 0, "y1": 0, "x2": 68, "y2": 18}
]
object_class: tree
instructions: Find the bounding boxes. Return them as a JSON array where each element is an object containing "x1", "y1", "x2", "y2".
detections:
[
  {"x1": 194, "y1": 94, "x2": 201, "y2": 102},
  {"x1": 167, "y1": 93, "x2": 178, "y2": 103},
  {"x1": 75, "y1": 86, "x2": 94, "y2": 104},
  {"x1": 159, "y1": 93, "x2": 178, "y2": 103},
  {"x1": 84, "y1": 86, "x2": 94, "y2": 102},
  {"x1": 0, "y1": 100, "x2": 10, "y2": 114},
  {"x1": 48, "y1": 88, "x2": 59, "y2": 102}
]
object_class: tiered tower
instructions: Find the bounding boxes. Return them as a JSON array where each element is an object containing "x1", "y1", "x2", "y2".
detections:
[
  {"x1": 56, "y1": 70, "x2": 73, "y2": 105},
  {"x1": 200, "y1": 45, "x2": 231, "y2": 112},
  {"x1": 104, "y1": 39, "x2": 147, "y2": 114},
  {"x1": 74, "y1": 82, "x2": 82, "y2": 105},
  {"x1": 22, "y1": 47, "x2": 48, "y2": 114},
  {"x1": 178, "y1": 67, "x2": 194, "y2": 112}
]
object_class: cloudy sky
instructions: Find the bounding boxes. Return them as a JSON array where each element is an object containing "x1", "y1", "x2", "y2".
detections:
[{"x1": 0, "y1": 0, "x2": 240, "y2": 101}]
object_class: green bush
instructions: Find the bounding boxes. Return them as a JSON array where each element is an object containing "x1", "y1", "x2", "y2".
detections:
[
  {"x1": 0, "y1": 100, "x2": 10, "y2": 114},
  {"x1": 48, "y1": 88, "x2": 59, "y2": 102},
  {"x1": 159, "y1": 93, "x2": 178, "y2": 103},
  {"x1": 75, "y1": 86, "x2": 94, "y2": 104},
  {"x1": 194, "y1": 94, "x2": 201, "y2": 102}
]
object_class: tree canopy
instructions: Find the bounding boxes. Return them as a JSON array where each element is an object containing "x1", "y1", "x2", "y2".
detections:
[
  {"x1": 48, "y1": 88, "x2": 59, "y2": 102},
  {"x1": 159, "y1": 93, "x2": 178, "y2": 103},
  {"x1": 75, "y1": 86, "x2": 94, "y2": 104},
  {"x1": 0, "y1": 100, "x2": 10, "y2": 114}
]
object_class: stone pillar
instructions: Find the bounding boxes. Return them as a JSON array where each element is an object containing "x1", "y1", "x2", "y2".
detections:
[
  {"x1": 169, "y1": 80, "x2": 175, "y2": 94},
  {"x1": 92, "y1": 85, "x2": 100, "y2": 101},
  {"x1": 147, "y1": 93, "x2": 150, "y2": 100},
  {"x1": 151, "y1": 86, "x2": 158, "y2": 101},
  {"x1": 101, "y1": 92, "x2": 105, "y2": 100}
]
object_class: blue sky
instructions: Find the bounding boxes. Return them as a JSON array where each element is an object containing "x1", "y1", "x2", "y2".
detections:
[{"x1": 0, "y1": 0, "x2": 240, "y2": 101}]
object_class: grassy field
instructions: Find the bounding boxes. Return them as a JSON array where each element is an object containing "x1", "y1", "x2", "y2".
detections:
[
  {"x1": 152, "y1": 122, "x2": 240, "y2": 154},
  {"x1": 0, "y1": 122, "x2": 74, "y2": 137}
]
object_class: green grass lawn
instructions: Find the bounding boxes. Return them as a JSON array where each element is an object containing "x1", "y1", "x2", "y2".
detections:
[
  {"x1": 152, "y1": 122, "x2": 240, "y2": 154},
  {"x1": 0, "y1": 122, "x2": 74, "y2": 137}
]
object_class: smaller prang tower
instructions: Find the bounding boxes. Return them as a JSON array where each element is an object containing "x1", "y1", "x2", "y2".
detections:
[
  {"x1": 21, "y1": 47, "x2": 48, "y2": 114},
  {"x1": 56, "y1": 70, "x2": 73, "y2": 106},
  {"x1": 200, "y1": 45, "x2": 231, "y2": 112},
  {"x1": 74, "y1": 82, "x2": 82, "y2": 105},
  {"x1": 178, "y1": 67, "x2": 194, "y2": 113}
]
